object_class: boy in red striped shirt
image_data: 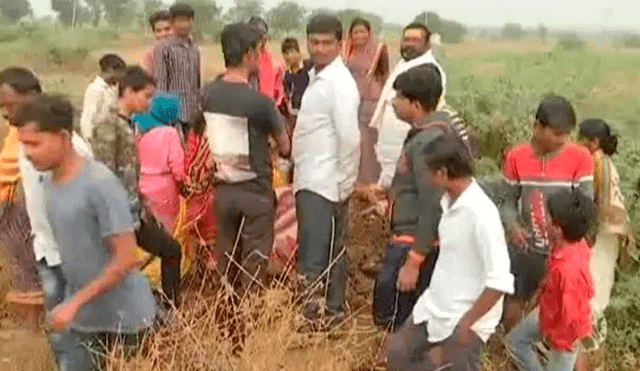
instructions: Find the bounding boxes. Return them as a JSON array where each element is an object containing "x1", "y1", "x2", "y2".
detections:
[
  {"x1": 500, "y1": 96, "x2": 594, "y2": 329},
  {"x1": 506, "y1": 189, "x2": 595, "y2": 371}
]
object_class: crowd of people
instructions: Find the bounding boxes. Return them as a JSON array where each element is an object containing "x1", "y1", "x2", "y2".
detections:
[{"x1": 0, "y1": 2, "x2": 636, "y2": 371}]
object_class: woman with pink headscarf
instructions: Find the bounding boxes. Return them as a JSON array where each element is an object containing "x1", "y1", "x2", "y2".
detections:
[{"x1": 343, "y1": 17, "x2": 390, "y2": 185}]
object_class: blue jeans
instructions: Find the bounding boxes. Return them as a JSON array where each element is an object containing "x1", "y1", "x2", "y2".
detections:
[
  {"x1": 506, "y1": 309, "x2": 578, "y2": 371},
  {"x1": 36, "y1": 260, "x2": 73, "y2": 370}
]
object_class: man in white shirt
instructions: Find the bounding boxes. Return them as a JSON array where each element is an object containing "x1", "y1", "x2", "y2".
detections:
[
  {"x1": 79, "y1": 54, "x2": 126, "y2": 139},
  {"x1": 292, "y1": 14, "x2": 360, "y2": 324},
  {"x1": 386, "y1": 138, "x2": 513, "y2": 371},
  {"x1": 370, "y1": 23, "x2": 447, "y2": 188}
]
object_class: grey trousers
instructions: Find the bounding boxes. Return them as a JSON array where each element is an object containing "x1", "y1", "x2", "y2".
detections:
[
  {"x1": 386, "y1": 315, "x2": 484, "y2": 371},
  {"x1": 295, "y1": 190, "x2": 348, "y2": 313},
  {"x1": 216, "y1": 184, "x2": 275, "y2": 290}
]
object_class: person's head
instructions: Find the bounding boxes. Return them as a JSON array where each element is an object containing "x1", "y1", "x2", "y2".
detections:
[
  {"x1": 169, "y1": 3, "x2": 194, "y2": 38},
  {"x1": 423, "y1": 137, "x2": 474, "y2": 189},
  {"x1": 391, "y1": 64, "x2": 442, "y2": 123},
  {"x1": 401, "y1": 22, "x2": 431, "y2": 61},
  {"x1": 281, "y1": 38, "x2": 302, "y2": 68},
  {"x1": 306, "y1": 14, "x2": 343, "y2": 70},
  {"x1": 578, "y1": 119, "x2": 618, "y2": 156},
  {"x1": 546, "y1": 189, "x2": 595, "y2": 243},
  {"x1": 248, "y1": 16, "x2": 269, "y2": 48},
  {"x1": 149, "y1": 10, "x2": 172, "y2": 40},
  {"x1": 14, "y1": 94, "x2": 74, "y2": 171},
  {"x1": 118, "y1": 66, "x2": 155, "y2": 115},
  {"x1": 133, "y1": 92, "x2": 180, "y2": 132},
  {"x1": 98, "y1": 54, "x2": 127, "y2": 85},
  {"x1": 532, "y1": 95, "x2": 576, "y2": 154},
  {"x1": 221, "y1": 23, "x2": 261, "y2": 75},
  {"x1": 349, "y1": 17, "x2": 371, "y2": 47},
  {"x1": 0, "y1": 67, "x2": 42, "y2": 125}
]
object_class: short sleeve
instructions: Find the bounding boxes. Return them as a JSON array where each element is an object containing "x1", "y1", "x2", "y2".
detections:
[
  {"x1": 90, "y1": 171, "x2": 135, "y2": 237},
  {"x1": 502, "y1": 149, "x2": 518, "y2": 182},
  {"x1": 256, "y1": 96, "x2": 283, "y2": 135}
]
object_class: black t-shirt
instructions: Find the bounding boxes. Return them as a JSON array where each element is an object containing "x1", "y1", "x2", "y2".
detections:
[
  {"x1": 283, "y1": 59, "x2": 313, "y2": 110},
  {"x1": 203, "y1": 78, "x2": 282, "y2": 193}
]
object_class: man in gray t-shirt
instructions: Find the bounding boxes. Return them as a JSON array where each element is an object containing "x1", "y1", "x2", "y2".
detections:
[{"x1": 15, "y1": 94, "x2": 155, "y2": 371}]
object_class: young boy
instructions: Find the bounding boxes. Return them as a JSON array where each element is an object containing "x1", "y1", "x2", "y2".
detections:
[
  {"x1": 507, "y1": 189, "x2": 595, "y2": 371},
  {"x1": 374, "y1": 63, "x2": 469, "y2": 329},
  {"x1": 155, "y1": 3, "x2": 201, "y2": 125},
  {"x1": 281, "y1": 38, "x2": 312, "y2": 115},
  {"x1": 501, "y1": 96, "x2": 594, "y2": 329},
  {"x1": 386, "y1": 137, "x2": 513, "y2": 371},
  {"x1": 206, "y1": 23, "x2": 289, "y2": 291},
  {"x1": 80, "y1": 54, "x2": 126, "y2": 140},
  {"x1": 143, "y1": 10, "x2": 173, "y2": 77},
  {"x1": 16, "y1": 94, "x2": 156, "y2": 370}
]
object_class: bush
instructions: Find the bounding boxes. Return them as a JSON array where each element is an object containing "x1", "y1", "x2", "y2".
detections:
[
  {"x1": 619, "y1": 34, "x2": 640, "y2": 49},
  {"x1": 557, "y1": 33, "x2": 586, "y2": 50}
]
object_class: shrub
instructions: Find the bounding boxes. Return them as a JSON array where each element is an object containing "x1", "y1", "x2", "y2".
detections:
[
  {"x1": 557, "y1": 33, "x2": 586, "y2": 50},
  {"x1": 619, "y1": 34, "x2": 640, "y2": 49}
]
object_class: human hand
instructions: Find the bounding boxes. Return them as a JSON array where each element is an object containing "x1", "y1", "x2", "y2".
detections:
[
  {"x1": 457, "y1": 318, "x2": 473, "y2": 347},
  {"x1": 49, "y1": 301, "x2": 79, "y2": 332},
  {"x1": 396, "y1": 262, "x2": 420, "y2": 292},
  {"x1": 510, "y1": 228, "x2": 529, "y2": 253}
]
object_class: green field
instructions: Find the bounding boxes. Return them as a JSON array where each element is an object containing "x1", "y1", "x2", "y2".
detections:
[{"x1": 1, "y1": 27, "x2": 640, "y2": 370}]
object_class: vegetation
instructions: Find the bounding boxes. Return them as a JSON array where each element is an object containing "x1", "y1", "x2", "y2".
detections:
[
  {"x1": 266, "y1": 2, "x2": 305, "y2": 37},
  {"x1": 556, "y1": 33, "x2": 586, "y2": 50},
  {"x1": 0, "y1": 0, "x2": 32, "y2": 23},
  {"x1": 500, "y1": 22, "x2": 525, "y2": 40},
  {"x1": 413, "y1": 11, "x2": 467, "y2": 44}
]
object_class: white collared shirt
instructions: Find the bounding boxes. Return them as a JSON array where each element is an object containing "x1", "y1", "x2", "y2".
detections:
[
  {"x1": 412, "y1": 180, "x2": 514, "y2": 343},
  {"x1": 80, "y1": 76, "x2": 118, "y2": 140},
  {"x1": 371, "y1": 50, "x2": 447, "y2": 188},
  {"x1": 292, "y1": 56, "x2": 360, "y2": 202},
  {"x1": 19, "y1": 134, "x2": 93, "y2": 267}
]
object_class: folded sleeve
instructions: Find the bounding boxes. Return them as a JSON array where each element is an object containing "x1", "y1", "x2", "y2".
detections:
[
  {"x1": 474, "y1": 210, "x2": 515, "y2": 294},
  {"x1": 90, "y1": 172, "x2": 135, "y2": 238},
  {"x1": 575, "y1": 150, "x2": 595, "y2": 199}
]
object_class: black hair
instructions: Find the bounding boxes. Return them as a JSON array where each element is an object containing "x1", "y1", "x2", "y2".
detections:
[
  {"x1": 118, "y1": 66, "x2": 155, "y2": 97},
  {"x1": 248, "y1": 16, "x2": 268, "y2": 35},
  {"x1": 169, "y1": 3, "x2": 195, "y2": 18},
  {"x1": 403, "y1": 22, "x2": 431, "y2": 44},
  {"x1": 423, "y1": 136, "x2": 473, "y2": 178},
  {"x1": 221, "y1": 23, "x2": 261, "y2": 68},
  {"x1": 579, "y1": 118, "x2": 618, "y2": 156},
  {"x1": 535, "y1": 95, "x2": 576, "y2": 133},
  {"x1": 546, "y1": 189, "x2": 595, "y2": 242},
  {"x1": 307, "y1": 14, "x2": 343, "y2": 41},
  {"x1": 392, "y1": 63, "x2": 442, "y2": 112},
  {"x1": 98, "y1": 54, "x2": 126, "y2": 73},
  {"x1": 281, "y1": 38, "x2": 300, "y2": 54},
  {"x1": 349, "y1": 17, "x2": 371, "y2": 34},
  {"x1": 0, "y1": 67, "x2": 42, "y2": 95},
  {"x1": 149, "y1": 10, "x2": 171, "y2": 29},
  {"x1": 15, "y1": 94, "x2": 74, "y2": 132}
]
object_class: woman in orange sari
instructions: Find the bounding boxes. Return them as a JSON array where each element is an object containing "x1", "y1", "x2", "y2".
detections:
[{"x1": 343, "y1": 17, "x2": 390, "y2": 185}]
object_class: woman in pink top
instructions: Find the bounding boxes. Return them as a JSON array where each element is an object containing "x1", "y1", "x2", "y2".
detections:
[{"x1": 134, "y1": 93, "x2": 185, "y2": 232}]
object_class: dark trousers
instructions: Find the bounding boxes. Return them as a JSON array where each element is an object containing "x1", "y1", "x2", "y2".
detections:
[
  {"x1": 295, "y1": 190, "x2": 348, "y2": 313},
  {"x1": 386, "y1": 315, "x2": 484, "y2": 371},
  {"x1": 216, "y1": 184, "x2": 275, "y2": 290},
  {"x1": 136, "y1": 218, "x2": 182, "y2": 306}
]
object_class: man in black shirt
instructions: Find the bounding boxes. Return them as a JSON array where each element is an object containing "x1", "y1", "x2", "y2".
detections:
[{"x1": 204, "y1": 23, "x2": 290, "y2": 291}]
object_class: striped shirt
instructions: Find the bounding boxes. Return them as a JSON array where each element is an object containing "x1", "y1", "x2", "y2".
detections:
[
  {"x1": 154, "y1": 36, "x2": 201, "y2": 123},
  {"x1": 500, "y1": 142, "x2": 594, "y2": 254}
]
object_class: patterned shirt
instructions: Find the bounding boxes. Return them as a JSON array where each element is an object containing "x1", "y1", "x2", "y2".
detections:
[
  {"x1": 154, "y1": 36, "x2": 201, "y2": 123},
  {"x1": 89, "y1": 112, "x2": 140, "y2": 219}
]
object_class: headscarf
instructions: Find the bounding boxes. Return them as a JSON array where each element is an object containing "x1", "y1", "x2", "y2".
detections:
[
  {"x1": 132, "y1": 92, "x2": 181, "y2": 133},
  {"x1": 342, "y1": 31, "x2": 385, "y2": 80}
]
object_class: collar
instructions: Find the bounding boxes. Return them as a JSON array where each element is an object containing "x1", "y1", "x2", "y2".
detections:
[
  {"x1": 550, "y1": 240, "x2": 589, "y2": 262},
  {"x1": 309, "y1": 56, "x2": 343, "y2": 81},
  {"x1": 441, "y1": 179, "x2": 478, "y2": 213},
  {"x1": 94, "y1": 76, "x2": 109, "y2": 87}
]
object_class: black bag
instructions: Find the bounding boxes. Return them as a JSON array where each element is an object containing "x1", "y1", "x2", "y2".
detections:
[{"x1": 372, "y1": 242, "x2": 439, "y2": 332}]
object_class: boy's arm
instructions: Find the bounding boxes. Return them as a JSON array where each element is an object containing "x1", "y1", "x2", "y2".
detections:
[
  {"x1": 457, "y1": 213, "x2": 514, "y2": 345},
  {"x1": 500, "y1": 150, "x2": 525, "y2": 247},
  {"x1": 79, "y1": 86, "x2": 102, "y2": 140},
  {"x1": 154, "y1": 45, "x2": 170, "y2": 91},
  {"x1": 263, "y1": 99, "x2": 290, "y2": 158},
  {"x1": 50, "y1": 232, "x2": 140, "y2": 332}
]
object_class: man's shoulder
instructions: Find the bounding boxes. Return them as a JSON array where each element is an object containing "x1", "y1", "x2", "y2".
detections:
[
  {"x1": 561, "y1": 142, "x2": 592, "y2": 160},
  {"x1": 505, "y1": 143, "x2": 533, "y2": 159}
]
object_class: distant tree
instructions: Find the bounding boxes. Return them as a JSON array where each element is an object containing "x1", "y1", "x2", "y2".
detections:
[
  {"x1": 143, "y1": 0, "x2": 163, "y2": 16},
  {"x1": 102, "y1": 0, "x2": 136, "y2": 28},
  {"x1": 84, "y1": 0, "x2": 103, "y2": 27},
  {"x1": 621, "y1": 34, "x2": 640, "y2": 49},
  {"x1": 412, "y1": 11, "x2": 466, "y2": 44},
  {"x1": 183, "y1": 0, "x2": 222, "y2": 36},
  {"x1": 426, "y1": 12, "x2": 441, "y2": 33},
  {"x1": 225, "y1": 0, "x2": 263, "y2": 23},
  {"x1": 501, "y1": 23, "x2": 524, "y2": 40},
  {"x1": 335, "y1": 9, "x2": 383, "y2": 33},
  {"x1": 0, "y1": 0, "x2": 32, "y2": 23},
  {"x1": 267, "y1": 2, "x2": 305, "y2": 36},
  {"x1": 412, "y1": 11, "x2": 426, "y2": 25},
  {"x1": 51, "y1": 0, "x2": 75, "y2": 26},
  {"x1": 538, "y1": 24, "x2": 548, "y2": 43},
  {"x1": 557, "y1": 33, "x2": 585, "y2": 50}
]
